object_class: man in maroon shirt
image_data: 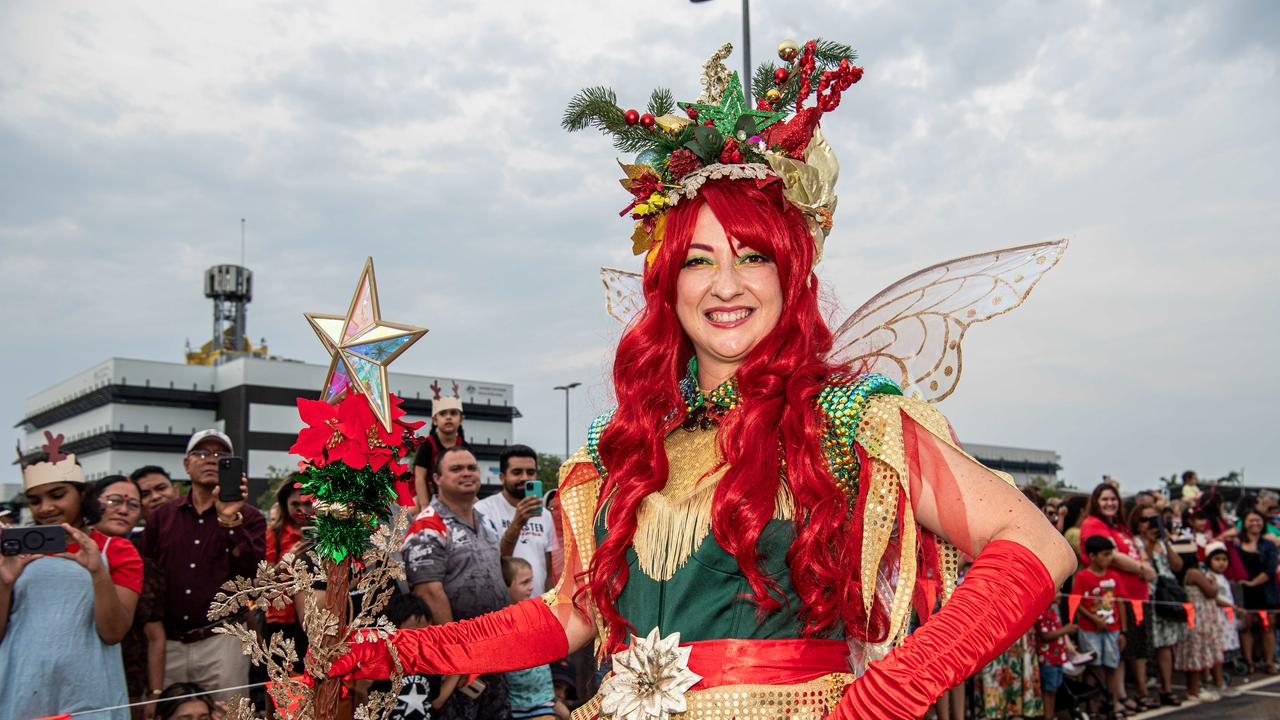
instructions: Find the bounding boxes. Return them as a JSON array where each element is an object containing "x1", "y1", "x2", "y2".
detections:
[{"x1": 143, "y1": 429, "x2": 265, "y2": 700}]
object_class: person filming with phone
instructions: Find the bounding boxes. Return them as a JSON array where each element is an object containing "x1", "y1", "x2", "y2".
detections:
[
  {"x1": 0, "y1": 434, "x2": 143, "y2": 720},
  {"x1": 476, "y1": 445, "x2": 557, "y2": 595},
  {"x1": 143, "y1": 429, "x2": 265, "y2": 701}
]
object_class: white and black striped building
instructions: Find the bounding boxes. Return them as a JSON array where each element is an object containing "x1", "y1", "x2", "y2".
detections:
[
  {"x1": 962, "y1": 442, "x2": 1062, "y2": 487},
  {"x1": 12, "y1": 356, "x2": 519, "y2": 501}
]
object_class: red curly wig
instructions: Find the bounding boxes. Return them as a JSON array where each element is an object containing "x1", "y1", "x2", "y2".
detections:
[{"x1": 587, "y1": 177, "x2": 886, "y2": 647}]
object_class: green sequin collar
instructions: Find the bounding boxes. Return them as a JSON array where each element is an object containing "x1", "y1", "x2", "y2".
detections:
[{"x1": 679, "y1": 357, "x2": 741, "y2": 414}]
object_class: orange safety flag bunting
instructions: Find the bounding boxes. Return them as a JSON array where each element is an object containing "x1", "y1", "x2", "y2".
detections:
[{"x1": 1129, "y1": 599, "x2": 1144, "y2": 626}]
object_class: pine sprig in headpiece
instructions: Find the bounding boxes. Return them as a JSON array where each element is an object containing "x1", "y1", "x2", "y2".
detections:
[
  {"x1": 752, "y1": 39, "x2": 857, "y2": 111},
  {"x1": 564, "y1": 38, "x2": 862, "y2": 267}
]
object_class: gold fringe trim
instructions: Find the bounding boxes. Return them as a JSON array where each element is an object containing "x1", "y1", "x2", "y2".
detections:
[
  {"x1": 632, "y1": 425, "x2": 794, "y2": 582},
  {"x1": 633, "y1": 477, "x2": 719, "y2": 582}
]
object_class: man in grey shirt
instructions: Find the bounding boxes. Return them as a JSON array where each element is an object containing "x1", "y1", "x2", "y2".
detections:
[{"x1": 401, "y1": 446, "x2": 510, "y2": 720}]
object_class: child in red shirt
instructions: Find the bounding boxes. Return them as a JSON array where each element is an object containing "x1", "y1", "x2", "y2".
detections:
[{"x1": 1072, "y1": 535, "x2": 1127, "y2": 717}]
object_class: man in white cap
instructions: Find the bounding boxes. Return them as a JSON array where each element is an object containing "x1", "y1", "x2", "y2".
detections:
[
  {"x1": 412, "y1": 394, "x2": 469, "y2": 509},
  {"x1": 142, "y1": 429, "x2": 265, "y2": 700}
]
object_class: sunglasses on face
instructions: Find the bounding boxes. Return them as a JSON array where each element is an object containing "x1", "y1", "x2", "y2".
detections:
[{"x1": 103, "y1": 494, "x2": 142, "y2": 512}]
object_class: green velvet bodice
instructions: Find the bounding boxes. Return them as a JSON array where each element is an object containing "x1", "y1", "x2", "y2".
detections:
[{"x1": 596, "y1": 511, "x2": 815, "y2": 641}]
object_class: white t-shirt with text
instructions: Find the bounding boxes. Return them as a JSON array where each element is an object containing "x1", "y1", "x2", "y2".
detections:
[{"x1": 476, "y1": 491, "x2": 558, "y2": 594}]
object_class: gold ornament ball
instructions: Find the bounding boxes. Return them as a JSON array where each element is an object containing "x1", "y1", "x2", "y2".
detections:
[
  {"x1": 765, "y1": 88, "x2": 782, "y2": 103},
  {"x1": 778, "y1": 39, "x2": 800, "y2": 62}
]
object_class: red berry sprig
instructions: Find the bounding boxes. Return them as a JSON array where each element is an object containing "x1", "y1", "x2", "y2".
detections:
[
  {"x1": 639, "y1": 113, "x2": 656, "y2": 129},
  {"x1": 624, "y1": 109, "x2": 640, "y2": 125}
]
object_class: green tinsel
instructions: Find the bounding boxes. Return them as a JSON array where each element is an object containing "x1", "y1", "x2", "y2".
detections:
[{"x1": 295, "y1": 460, "x2": 398, "y2": 563}]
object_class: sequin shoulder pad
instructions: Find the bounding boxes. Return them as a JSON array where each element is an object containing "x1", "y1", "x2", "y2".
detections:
[
  {"x1": 816, "y1": 372, "x2": 902, "y2": 500},
  {"x1": 584, "y1": 407, "x2": 616, "y2": 480}
]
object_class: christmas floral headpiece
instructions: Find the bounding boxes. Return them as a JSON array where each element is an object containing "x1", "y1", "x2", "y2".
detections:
[{"x1": 564, "y1": 39, "x2": 862, "y2": 268}]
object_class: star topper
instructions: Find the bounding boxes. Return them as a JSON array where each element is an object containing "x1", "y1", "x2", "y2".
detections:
[
  {"x1": 304, "y1": 258, "x2": 427, "y2": 431},
  {"x1": 683, "y1": 73, "x2": 787, "y2": 137}
]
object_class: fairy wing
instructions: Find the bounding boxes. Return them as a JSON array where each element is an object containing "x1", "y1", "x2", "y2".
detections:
[
  {"x1": 601, "y1": 267, "x2": 645, "y2": 325},
  {"x1": 828, "y1": 240, "x2": 1067, "y2": 402}
]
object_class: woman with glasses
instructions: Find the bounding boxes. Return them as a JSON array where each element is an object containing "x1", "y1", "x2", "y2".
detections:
[
  {"x1": 0, "y1": 447, "x2": 143, "y2": 720},
  {"x1": 91, "y1": 475, "x2": 169, "y2": 719},
  {"x1": 1132, "y1": 504, "x2": 1186, "y2": 707}
]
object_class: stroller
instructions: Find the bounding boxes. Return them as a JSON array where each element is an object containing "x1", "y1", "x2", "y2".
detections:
[{"x1": 1054, "y1": 649, "x2": 1115, "y2": 720}]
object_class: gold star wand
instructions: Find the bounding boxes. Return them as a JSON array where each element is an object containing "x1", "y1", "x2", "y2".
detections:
[{"x1": 304, "y1": 257, "x2": 427, "y2": 430}]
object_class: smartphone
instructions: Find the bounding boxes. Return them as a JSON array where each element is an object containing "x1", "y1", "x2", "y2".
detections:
[
  {"x1": 218, "y1": 456, "x2": 245, "y2": 502},
  {"x1": 2, "y1": 525, "x2": 68, "y2": 556},
  {"x1": 524, "y1": 480, "x2": 543, "y2": 516},
  {"x1": 458, "y1": 677, "x2": 487, "y2": 699}
]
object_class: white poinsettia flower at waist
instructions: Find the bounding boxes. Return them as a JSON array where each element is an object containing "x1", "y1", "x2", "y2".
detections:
[{"x1": 599, "y1": 627, "x2": 703, "y2": 720}]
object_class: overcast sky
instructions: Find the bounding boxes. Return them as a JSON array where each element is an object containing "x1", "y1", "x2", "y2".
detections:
[{"x1": 2, "y1": 1, "x2": 1276, "y2": 492}]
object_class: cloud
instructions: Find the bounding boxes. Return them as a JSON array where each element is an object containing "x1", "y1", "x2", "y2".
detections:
[{"x1": 1, "y1": 0, "x2": 1276, "y2": 491}]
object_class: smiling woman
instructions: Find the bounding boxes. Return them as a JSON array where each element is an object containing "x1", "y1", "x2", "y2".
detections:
[
  {"x1": 329, "y1": 39, "x2": 1076, "y2": 720},
  {"x1": 90, "y1": 474, "x2": 170, "y2": 712},
  {"x1": 0, "y1": 438, "x2": 142, "y2": 720},
  {"x1": 674, "y1": 203, "x2": 784, "y2": 388}
]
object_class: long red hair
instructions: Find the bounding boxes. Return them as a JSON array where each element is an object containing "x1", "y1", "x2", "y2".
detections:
[{"x1": 588, "y1": 177, "x2": 879, "y2": 646}]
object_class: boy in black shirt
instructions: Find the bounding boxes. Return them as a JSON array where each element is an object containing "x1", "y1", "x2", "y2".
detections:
[{"x1": 369, "y1": 593, "x2": 457, "y2": 719}]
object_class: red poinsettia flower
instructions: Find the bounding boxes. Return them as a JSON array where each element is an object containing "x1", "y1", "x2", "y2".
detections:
[
  {"x1": 290, "y1": 397, "x2": 344, "y2": 466},
  {"x1": 292, "y1": 394, "x2": 425, "y2": 473},
  {"x1": 290, "y1": 395, "x2": 380, "y2": 470},
  {"x1": 331, "y1": 394, "x2": 383, "y2": 470}
]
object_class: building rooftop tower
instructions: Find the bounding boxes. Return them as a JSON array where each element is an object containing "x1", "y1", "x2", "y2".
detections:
[{"x1": 186, "y1": 264, "x2": 269, "y2": 365}]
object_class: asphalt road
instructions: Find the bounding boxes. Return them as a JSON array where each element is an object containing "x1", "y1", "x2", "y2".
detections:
[{"x1": 1132, "y1": 675, "x2": 1280, "y2": 720}]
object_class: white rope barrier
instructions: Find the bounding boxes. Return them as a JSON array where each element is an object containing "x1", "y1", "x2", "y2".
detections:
[{"x1": 63, "y1": 681, "x2": 270, "y2": 718}]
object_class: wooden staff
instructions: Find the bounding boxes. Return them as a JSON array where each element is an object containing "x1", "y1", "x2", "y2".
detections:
[{"x1": 313, "y1": 556, "x2": 351, "y2": 720}]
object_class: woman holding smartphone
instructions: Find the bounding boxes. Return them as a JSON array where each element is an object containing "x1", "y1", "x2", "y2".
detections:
[{"x1": 0, "y1": 440, "x2": 143, "y2": 719}]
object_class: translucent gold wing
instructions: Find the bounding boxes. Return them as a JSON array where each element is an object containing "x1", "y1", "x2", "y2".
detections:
[
  {"x1": 828, "y1": 240, "x2": 1068, "y2": 402},
  {"x1": 601, "y1": 267, "x2": 645, "y2": 325}
]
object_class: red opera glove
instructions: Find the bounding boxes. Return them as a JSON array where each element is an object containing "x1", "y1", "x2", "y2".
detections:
[
  {"x1": 832, "y1": 539, "x2": 1054, "y2": 720},
  {"x1": 328, "y1": 598, "x2": 568, "y2": 680}
]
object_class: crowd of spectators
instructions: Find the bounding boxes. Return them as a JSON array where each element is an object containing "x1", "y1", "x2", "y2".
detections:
[
  {"x1": 0, "y1": 394, "x2": 584, "y2": 720},
  {"x1": 931, "y1": 474, "x2": 1280, "y2": 720},
  {"x1": 4, "y1": 398, "x2": 1277, "y2": 720}
]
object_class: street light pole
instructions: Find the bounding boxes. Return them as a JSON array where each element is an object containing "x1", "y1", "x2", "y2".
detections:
[
  {"x1": 553, "y1": 382, "x2": 582, "y2": 459},
  {"x1": 741, "y1": 0, "x2": 752, "y2": 103},
  {"x1": 691, "y1": 0, "x2": 752, "y2": 104}
]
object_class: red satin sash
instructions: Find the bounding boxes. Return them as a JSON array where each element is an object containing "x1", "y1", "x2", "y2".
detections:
[{"x1": 678, "y1": 638, "x2": 851, "y2": 690}]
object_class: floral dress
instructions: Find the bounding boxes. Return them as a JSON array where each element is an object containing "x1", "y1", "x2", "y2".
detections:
[
  {"x1": 1210, "y1": 571, "x2": 1241, "y2": 653},
  {"x1": 1149, "y1": 547, "x2": 1186, "y2": 649},
  {"x1": 979, "y1": 629, "x2": 1043, "y2": 718},
  {"x1": 1174, "y1": 584, "x2": 1223, "y2": 672}
]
